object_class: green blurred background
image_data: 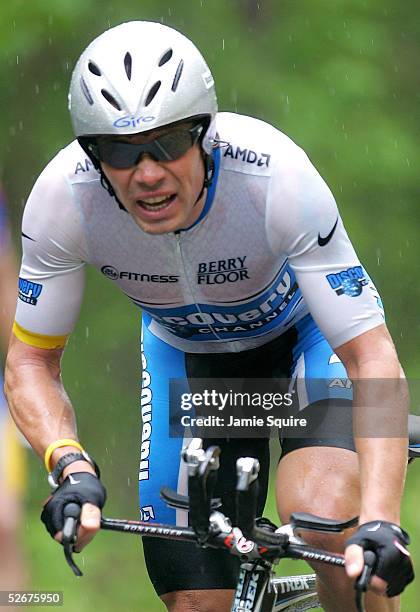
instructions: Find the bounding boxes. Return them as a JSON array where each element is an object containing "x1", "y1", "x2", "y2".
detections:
[{"x1": 1, "y1": 0, "x2": 419, "y2": 609}]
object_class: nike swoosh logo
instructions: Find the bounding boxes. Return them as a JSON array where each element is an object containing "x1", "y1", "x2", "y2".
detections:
[
  {"x1": 22, "y1": 231, "x2": 36, "y2": 242},
  {"x1": 68, "y1": 474, "x2": 81, "y2": 485},
  {"x1": 367, "y1": 522, "x2": 381, "y2": 532},
  {"x1": 318, "y1": 217, "x2": 338, "y2": 246}
]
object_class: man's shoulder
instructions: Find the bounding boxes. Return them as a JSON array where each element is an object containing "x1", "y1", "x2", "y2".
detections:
[
  {"x1": 48, "y1": 140, "x2": 99, "y2": 184},
  {"x1": 215, "y1": 112, "x2": 306, "y2": 177}
]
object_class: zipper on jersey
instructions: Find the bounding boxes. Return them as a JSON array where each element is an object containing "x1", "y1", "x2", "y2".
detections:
[{"x1": 174, "y1": 231, "x2": 224, "y2": 342}]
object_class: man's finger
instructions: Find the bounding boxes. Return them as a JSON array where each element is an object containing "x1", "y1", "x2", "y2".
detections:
[
  {"x1": 345, "y1": 544, "x2": 387, "y2": 596},
  {"x1": 345, "y1": 543, "x2": 365, "y2": 578},
  {"x1": 81, "y1": 503, "x2": 101, "y2": 530},
  {"x1": 73, "y1": 503, "x2": 101, "y2": 551}
]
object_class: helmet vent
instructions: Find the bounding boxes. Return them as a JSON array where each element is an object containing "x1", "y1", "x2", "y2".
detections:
[
  {"x1": 171, "y1": 60, "x2": 184, "y2": 92},
  {"x1": 101, "y1": 89, "x2": 122, "y2": 111},
  {"x1": 124, "y1": 52, "x2": 132, "y2": 80},
  {"x1": 88, "y1": 61, "x2": 102, "y2": 76},
  {"x1": 145, "y1": 81, "x2": 161, "y2": 106},
  {"x1": 158, "y1": 49, "x2": 173, "y2": 66},
  {"x1": 80, "y1": 77, "x2": 94, "y2": 105}
]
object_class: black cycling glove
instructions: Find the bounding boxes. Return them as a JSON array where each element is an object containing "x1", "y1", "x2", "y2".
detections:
[
  {"x1": 346, "y1": 521, "x2": 414, "y2": 597},
  {"x1": 41, "y1": 472, "x2": 107, "y2": 539}
]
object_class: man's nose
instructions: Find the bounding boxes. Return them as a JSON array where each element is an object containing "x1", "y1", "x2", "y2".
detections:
[{"x1": 132, "y1": 154, "x2": 166, "y2": 186}]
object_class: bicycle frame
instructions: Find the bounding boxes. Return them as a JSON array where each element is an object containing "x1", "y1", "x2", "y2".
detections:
[
  {"x1": 232, "y1": 562, "x2": 319, "y2": 611},
  {"x1": 272, "y1": 574, "x2": 318, "y2": 611}
]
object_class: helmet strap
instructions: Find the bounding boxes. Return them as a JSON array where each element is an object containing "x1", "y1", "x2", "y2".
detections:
[
  {"x1": 99, "y1": 171, "x2": 127, "y2": 211},
  {"x1": 193, "y1": 152, "x2": 215, "y2": 206}
]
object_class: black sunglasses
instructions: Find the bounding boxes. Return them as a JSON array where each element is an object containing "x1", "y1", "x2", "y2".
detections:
[{"x1": 87, "y1": 124, "x2": 204, "y2": 169}]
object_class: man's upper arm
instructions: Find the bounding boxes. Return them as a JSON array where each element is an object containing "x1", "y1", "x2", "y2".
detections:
[
  {"x1": 7, "y1": 332, "x2": 64, "y2": 374},
  {"x1": 14, "y1": 155, "x2": 87, "y2": 350},
  {"x1": 334, "y1": 324, "x2": 399, "y2": 375}
]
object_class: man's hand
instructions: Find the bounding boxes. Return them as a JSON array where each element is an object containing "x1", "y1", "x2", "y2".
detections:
[
  {"x1": 41, "y1": 472, "x2": 107, "y2": 552},
  {"x1": 345, "y1": 521, "x2": 414, "y2": 597}
]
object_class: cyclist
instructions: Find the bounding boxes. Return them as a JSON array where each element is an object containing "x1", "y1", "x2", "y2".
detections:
[
  {"x1": 4, "y1": 21, "x2": 413, "y2": 612},
  {"x1": 0, "y1": 185, "x2": 27, "y2": 592}
]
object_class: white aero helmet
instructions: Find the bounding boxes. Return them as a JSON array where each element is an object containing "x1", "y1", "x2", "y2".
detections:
[{"x1": 68, "y1": 21, "x2": 217, "y2": 154}]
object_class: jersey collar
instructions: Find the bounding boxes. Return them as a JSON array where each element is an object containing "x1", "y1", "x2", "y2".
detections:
[{"x1": 178, "y1": 146, "x2": 221, "y2": 232}]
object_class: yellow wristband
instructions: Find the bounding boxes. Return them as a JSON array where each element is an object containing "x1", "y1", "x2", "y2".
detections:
[{"x1": 44, "y1": 439, "x2": 84, "y2": 472}]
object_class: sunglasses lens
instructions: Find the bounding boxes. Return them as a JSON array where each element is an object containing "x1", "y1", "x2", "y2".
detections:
[
  {"x1": 156, "y1": 130, "x2": 194, "y2": 160},
  {"x1": 95, "y1": 125, "x2": 202, "y2": 169},
  {"x1": 97, "y1": 142, "x2": 138, "y2": 169}
]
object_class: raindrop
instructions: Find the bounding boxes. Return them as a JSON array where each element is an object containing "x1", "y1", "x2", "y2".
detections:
[
  {"x1": 222, "y1": 39, "x2": 225, "y2": 51},
  {"x1": 85, "y1": 326, "x2": 89, "y2": 338}
]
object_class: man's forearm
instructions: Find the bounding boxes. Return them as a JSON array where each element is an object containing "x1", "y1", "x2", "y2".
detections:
[
  {"x1": 5, "y1": 346, "x2": 78, "y2": 460},
  {"x1": 352, "y1": 363, "x2": 408, "y2": 524},
  {"x1": 356, "y1": 437, "x2": 407, "y2": 524}
]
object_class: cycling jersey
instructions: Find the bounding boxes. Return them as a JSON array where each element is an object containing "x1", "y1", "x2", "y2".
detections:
[{"x1": 14, "y1": 112, "x2": 383, "y2": 353}]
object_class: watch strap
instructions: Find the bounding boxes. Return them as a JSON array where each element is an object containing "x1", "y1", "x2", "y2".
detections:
[{"x1": 48, "y1": 451, "x2": 98, "y2": 490}]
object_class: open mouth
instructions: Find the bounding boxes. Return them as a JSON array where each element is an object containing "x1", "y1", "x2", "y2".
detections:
[{"x1": 137, "y1": 194, "x2": 176, "y2": 212}]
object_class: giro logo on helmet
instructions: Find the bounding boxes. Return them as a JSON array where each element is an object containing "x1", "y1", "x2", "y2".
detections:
[{"x1": 113, "y1": 115, "x2": 156, "y2": 129}]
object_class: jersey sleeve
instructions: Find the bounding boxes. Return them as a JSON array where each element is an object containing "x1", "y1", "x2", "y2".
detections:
[
  {"x1": 14, "y1": 153, "x2": 87, "y2": 349},
  {"x1": 266, "y1": 144, "x2": 384, "y2": 349}
]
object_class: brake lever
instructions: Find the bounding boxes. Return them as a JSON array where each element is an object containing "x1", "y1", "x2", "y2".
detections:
[
  {"x1": 235, "y1": 457, "x2": 260, "y2": 539},
  {"x1": 354, "y1": 550, "x2": 376, "y2": 612},
  {"x1": 62, "y1": 503, "x2": 83, "y2": 576}
]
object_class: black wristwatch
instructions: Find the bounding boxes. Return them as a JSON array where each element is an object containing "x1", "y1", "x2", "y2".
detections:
[{"x1": 47, "y1": 451, "x2": 99, "y2": 490}]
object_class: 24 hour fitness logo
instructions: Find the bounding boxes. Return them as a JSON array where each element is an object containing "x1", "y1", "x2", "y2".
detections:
[
  {"x1": 101, "y1": 265, "x2": 179, "y2": 283},
  {"x1": 326, "y1": 266, "x2": 368, "y2": 297}
]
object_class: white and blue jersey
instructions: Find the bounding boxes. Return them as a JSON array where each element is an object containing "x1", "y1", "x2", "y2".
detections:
[{"x1": 15, "y1": 112, "x2": 383, "y2": 352}]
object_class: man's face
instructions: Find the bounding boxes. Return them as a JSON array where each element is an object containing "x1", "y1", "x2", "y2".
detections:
[{"x1": 100, "y1": 122, "x2": 206, "y2": 234}]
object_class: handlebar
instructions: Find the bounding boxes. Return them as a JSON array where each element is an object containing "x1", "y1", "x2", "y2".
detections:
[{"x1": 60, "y1": 437, "x2": 389, "y2": 611}]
